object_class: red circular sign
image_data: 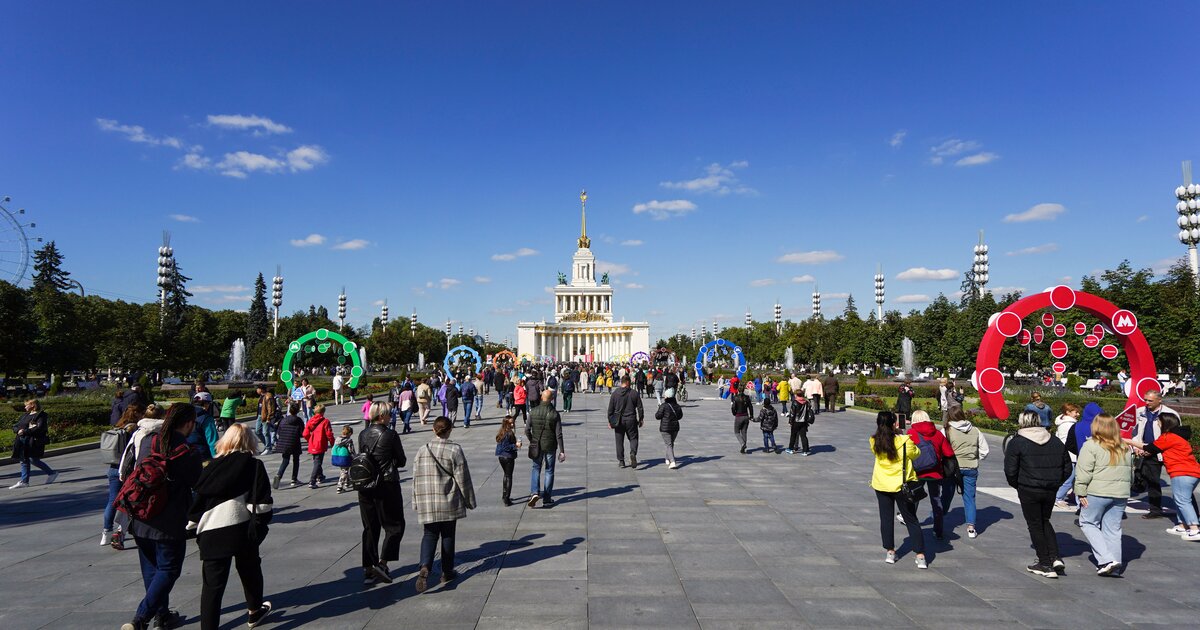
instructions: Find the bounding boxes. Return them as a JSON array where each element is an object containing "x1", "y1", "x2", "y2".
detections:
[
  {"x1": 1092, "y1": 324, "x2": 1105, "y2": 340},
  {"x1": 1134, "y1": 377, "x2": 1161, "y2": 399},
  {"x1": 1041, "y1": 313, "x2": 1055, "y2": 327},
  {"x1": 1074, "y1": 322, "x2": 1087, "y2": 335},
  {"x1": 1111, "y1": 310, "x2": 1138, "y2": 336},
  {"x1": 1054, "y1": 324, "x2": 1067, "y2": 337},
  {"x1": 1019, "y1": 329, "x2": 1032, "y2": 346},
  {"x1": 1084, "y1": 335, "x2": 1100, "y2": 348},
  {"x1": 1033, "y1": 326, "x2": 1045, "y2": 344},
  {"x1": 1052, "y1": 361, "x2": 1066, "y2": 374},
  {"x1": 978, "y1": 367, "x2": 1005, "y2": 394},
  {"x1": 1050, "y1": 339, "x2": 1069, "y2": 359},
  {"x1": 1050, "y1": 285, "x2": 1077, "y2": 310},
  {"x1": 996, "y1": 311, "x2": 1023, "y2": 338},
  {"x1": 1101, "y1": 344, "x2": 1119, "y2": 360}
]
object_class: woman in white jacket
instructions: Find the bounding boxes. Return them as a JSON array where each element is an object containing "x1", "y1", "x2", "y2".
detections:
[{"x1": 942, "y1": 407, "x2": 990, "y2": 539}]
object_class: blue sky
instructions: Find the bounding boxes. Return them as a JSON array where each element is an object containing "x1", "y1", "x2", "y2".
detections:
[{"x1": 3, "y1": 2, "x2": 1198, "y2": 343}]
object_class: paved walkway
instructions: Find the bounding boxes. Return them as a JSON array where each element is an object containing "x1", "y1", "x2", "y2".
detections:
[{"x1": 3, "y1": 386, "x2": 1200, "y2": 629}]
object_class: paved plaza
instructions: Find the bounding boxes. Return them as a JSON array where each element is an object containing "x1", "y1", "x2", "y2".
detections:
[{"x1": 4, "y1": 386, "x2": 1200, "y2": 629}]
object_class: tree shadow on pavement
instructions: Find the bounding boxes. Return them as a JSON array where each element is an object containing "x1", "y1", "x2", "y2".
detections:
[
  {"x1": 0, "y1": 486, "x2": 108, "y2": 527},
  {"x1": 675, "y1": 455, "x2": 723, "y2": 469}
]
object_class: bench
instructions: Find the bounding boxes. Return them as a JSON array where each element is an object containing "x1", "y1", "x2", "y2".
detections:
[{"x1": 1081, "y1": 379, "x2": 1102, "y2": 391}]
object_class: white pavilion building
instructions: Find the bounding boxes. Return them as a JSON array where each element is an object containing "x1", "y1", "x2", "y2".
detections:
[{"x1": 516, "y1": 191, "x2": 650, "y2": 362}]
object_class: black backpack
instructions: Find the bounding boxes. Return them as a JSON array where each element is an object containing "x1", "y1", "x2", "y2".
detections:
[{"x1": 349, "y1": 432, "x2": 383, "y2": 491}]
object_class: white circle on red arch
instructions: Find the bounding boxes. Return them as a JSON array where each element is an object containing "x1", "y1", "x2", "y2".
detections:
[
  {"x1": 1020, "y1": 330, "x2": 1032, "y2": 346},
  {"x1": 1054, "y1": 324, "x2": 1066, "y2": 337},
  {"x1": 1041, "y1": 313, "x2": 1055, "y2": 327},
  {"x1": 1074, "y1": 322, "x2": 1087, "y2": 335},
  {"x1": 978, "y1": 367, "x2": 1005, "y2": 394},
  {"x1": 1101, "y1": 344, "x2": 1119, "y2": 360},
  {"x1": 1084, "y1": 335, "x2": 1099, "y2": 348},
  {"x1": 1050, "y1": 340, "x2": 1069, "y2": 359},
  {"x1": 1111, "y1": 310, "x2": 1138, "y2": 335},
  {"x1": 1134, "y1": 377, "x2": 1161, "y2": 400},
  {"x1": 996, "y1": 312, "x2": 1023, "y2": 337},
  {"x1": 1052, "y1": 361, "x2": 1066, "y2": 374},
  {"x1": 1092, "y1": 324, "x2": 1105, "y2": 340},
  {"x1": 1049, "y1": 285, "x2": 1077, "y2": 310},
  {"x1": 1033, "y1": 326, "x2": 1045, "y2": 344}
]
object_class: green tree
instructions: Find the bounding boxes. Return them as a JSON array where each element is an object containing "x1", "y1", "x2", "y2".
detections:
[
  {"x1": 0, "y1": 281, "x2": 35, "y2": 374},
  {"x1": 246, "y1": 273, "x2": 270, "y2": 352},
  {"x1": 29, "y1": 241, "x2": 80, "y2": 379}
]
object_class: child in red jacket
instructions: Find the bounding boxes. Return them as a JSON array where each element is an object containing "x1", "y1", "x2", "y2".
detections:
[{"x1": 302, "y1": 404, "x2": 334, "y2": 489}]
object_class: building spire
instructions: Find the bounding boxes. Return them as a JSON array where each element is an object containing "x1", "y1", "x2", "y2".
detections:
[{"x1": 578, "y1": 189, "x2": 591, "y2": 249}]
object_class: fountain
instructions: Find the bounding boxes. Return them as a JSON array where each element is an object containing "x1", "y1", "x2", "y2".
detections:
[
  {"x1": 895, "y1": 337, "x2": 927, "y2": 382},
  {"x1": 785, "y1": 346, "x2": 795, "y2": 372},
  {"x1": 359, "y1": 346, "x2": 369, "y2": 374},
  {"x1": 227, "y1": 338, "x2": 248, "y2": 382}
]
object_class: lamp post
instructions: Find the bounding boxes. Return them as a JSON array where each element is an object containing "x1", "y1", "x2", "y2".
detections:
[
  {"x1": 691, "y1": 327, "x2": 696, "y2": 346},
  {"x1": 445, "y1": 320, "x2": 451, "y2": 354},
  {"x1": 380, "y1": 300, "x2": 389, "y2": 332},
  {"x1": 156, "y1": 232, "x2": 174, "y2": 326},
  {"x1": 774, "y1": 300, "x2": 782, "y2": 334},
  {"x1": 410, "y1": 309, "x2": 417, "y2": 337},
  {"x1": 745, "y1": 309, "x2": 752, "y2": 328},
  {"x1": 1175, "y1": 160, "x2": 1200, "y2": 285},
  {"x1": 701, "y1": 324, "x2": 707, "y2": 342},
  {"x1": 874, "y1": 265, "x2": 885, "y2": 321},
  {"x1": 812, "y1": 283, "x2": 822, "y2": 320},
  {"x1": 338, "y1": 288, "x2": 347, "y2": 331},
  {"x1": 271, "y1": 266, "x2": 283, "y2": 337},
  {"x1": 712, "y1": 320, "x2": 717, "y2": 338},
  {"x1": 973, "y1": 230, "x2": 990, "y2": 297}
]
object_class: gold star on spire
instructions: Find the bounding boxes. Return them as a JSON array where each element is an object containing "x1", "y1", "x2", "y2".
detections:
[{"x1": 578, "y1": 189, "x2": 591, "y2": 249}]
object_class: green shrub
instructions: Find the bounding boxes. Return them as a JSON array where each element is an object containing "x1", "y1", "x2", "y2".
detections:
[
  {"x1": 1065, "y1": 374, "x2": 1083, "y2": 389},
  {"x1": 854, "y1": 374, "x2": 872, "y2": 395}
]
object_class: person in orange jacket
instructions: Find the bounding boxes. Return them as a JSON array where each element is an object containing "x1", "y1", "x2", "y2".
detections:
[{"x1": 302, "y1": 404, "x2": 334, "y2": 489}]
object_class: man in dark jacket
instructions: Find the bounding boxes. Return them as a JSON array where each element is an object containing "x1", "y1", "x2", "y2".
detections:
[
  {"x1": 821, "y1": 373, "x2": 840, "y2": 413},
  {"x1": 526, "y1": 390, "x2": 566, "y2": 507},
  {"x1": 272, "y1": 404, "x2": 305, "y2": 488},
  {"x1": 1004, "y1": 411, "x2": 1072, "y2": 579},
  {"x1": 459, "y1": 379, "x2": 477, "y2": 428},
  {"x1": 607, "y1": 376, "x2": 644, "y2": 468},
  {"x1": 357, "y1": 403, "x2": 408, "y2": 584}
]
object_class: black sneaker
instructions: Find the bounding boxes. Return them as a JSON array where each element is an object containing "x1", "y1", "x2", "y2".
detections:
[
  {"x1": 272, "y1": 476, "x2": 281, "y2": 490},
  {"x1": 1051, "y1": 559, "x2": 1066, "y2": 575},
  {"x1": 247, "y1": 602, "x2": 273, "y2": 628},
  {"x1": 739, "y1": 446, "x2": 746, "y2": 454},
  {"x1": 542, "y1": 499, "x2": 556, "y2": 507},
  {"x1": 629, "y1": 455, "x2": 637, "y2": 468},
  {"x1": 153, "y1": 610, "x2": 183, "y2": 629},
  {"x1": 618, "y1": 461, "x2": 627, "y2": 468},
  {"x1": 369, "y1": 563, "x2": 393, "y2": 583},
  {"x1": 440, "y1": 570, "x2": 459, "y2": 584},
  {"x1": 1026, "y1": 563, "x2": 1057, "y2": 578}
]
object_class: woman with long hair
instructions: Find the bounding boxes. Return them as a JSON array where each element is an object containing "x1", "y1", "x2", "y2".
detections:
[
  {"x1": 102, "y1": 404, "x2": 143, "y2": 546},
  {"x1": 187, "y1": 423, "x2": 274, "y2": 628},
  {"x1": 495, "y1": 416, "x2": 521, "y2": 505},
  {"x1": 942, "y1": 406, "x2": 989, "y2": 539},
  {"x1": 870, "y1": 411, "x2": 926, "y2": 568},
  {"x1": 1075, "y1": 414, "x2": 1133, "y2": 576}
]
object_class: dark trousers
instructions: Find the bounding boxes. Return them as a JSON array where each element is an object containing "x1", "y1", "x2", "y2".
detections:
[
  {"x1": 358, "y1": 482, "x2": 406, "y2": 568},
  {"x1": 310, "y1": 452, "x2": 325, "y2": 485},
  {"x1": 1017, "y1": 488, "x2": 1059, "y2": 564},
  {"x1": 134, "y1": 537, "x2": 186, "y2": 621},
  {"x1": 276, "y1": 453, "x2": 300, "y2": 482},
  {"x1": 1139, "y1": 458, "x2": 1165, "y2": 513},
  {"x1": 825, "y1": 393, "x2": 837, "y2": 412},
  {"x1": 498, "y1": 456, "x2": 515, "y2": 502},
  {"x1": 614, "y1": 421, "x2": 639, "y2": 463},
  {"x1": 876, "y1": 490, "x2": 924, "y2": 554},
  {"x1": 810, "y1": 394, "x2": 822, "y2": 413},
  {"x1": 922, "y1": 478, "x2": 945, "y2": 537},
  {"x1": 514, "y1": 403, "x2": 528, "y2": 424},
  {"x1": 734, "y1": 415, "x2": 750, "y2": 450},
  {"x1": 563, "y1": 392, "x2": 573, "y2": 411},
  {"x1": 420, "y1": 520, "x2": 457, "y2": 575},
  {"x1": 200, "y1": 546, "x2": 264, "y2": 630},
  {"x1": 788, "y1": 423, "x2": 809, "y2": 452}
]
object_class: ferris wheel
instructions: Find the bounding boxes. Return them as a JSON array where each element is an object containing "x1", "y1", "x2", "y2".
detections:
[{"x1": 0, "y1": 195, "x2": 39, "y2": 286}]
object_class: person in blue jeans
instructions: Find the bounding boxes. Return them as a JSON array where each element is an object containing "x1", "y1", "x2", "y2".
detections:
[
  {"x1": 942, "y1": 407, "x2": 990, "y2": 539},
  {"x1": 526, "y1": 390, "x2": 565, "y2": 508},
  {"x1": 1053, "y1": 403, "x2": 1081, "y2": 506},
  {"x1": 460, "y1": 378, "x2": 477, "y2": 428},
  {"x1": 10, "y1": 399, "x2": 58, "y2": 488}
]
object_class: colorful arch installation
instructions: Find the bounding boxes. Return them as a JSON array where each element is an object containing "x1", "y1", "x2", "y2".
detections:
[
  {"x1": 610, "y1": 353, "x2": 631, "y2": 364},
  {"x1": 652, "y1": 347, "x2": 678, "y2": 365},
  {"x1": 492, "y1": 350, "x2": 517, "y2": 369},
  {"x1": 695, "y1": 338, "x2": 747, "y2": 380},
  {"x1": 630, "y1": 351, "x2": 650, "y2": 366},
  {"x1": 973, "y1": 285, "x2": 1157, "y2": 431},
  {"x1": 281, "y1": 328, "x2": 364, "y2": 390},
  {"x1": 444, "y1": 345, "x2": 483, "y2": 377}
]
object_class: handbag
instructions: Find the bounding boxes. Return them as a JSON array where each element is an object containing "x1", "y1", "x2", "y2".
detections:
[
  {"x1": 528, "y1": 419, "x2": 547, "y2": 460},
  {"x1": 900, "y1": 442, "x2": 928, "y2": 504}
]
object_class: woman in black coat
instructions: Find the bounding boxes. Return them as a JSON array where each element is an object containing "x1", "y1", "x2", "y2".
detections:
[
  {"x1": 1004, "y1": 410, "x2": 1073, "y2": 579},
  {"x1": 656, "y1": 389, "x2": 683, "y2": 469},
  {"x1": 272, "y1": 403, "x2": 305, "y2": 488},
  {"x1": 10, "y1": 399, "x2": 57, "y2": 488}
]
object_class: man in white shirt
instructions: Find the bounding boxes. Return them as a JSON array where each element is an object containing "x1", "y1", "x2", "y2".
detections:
[{"x1": 802, "y1": 375, "x2": 824, "y2": 415}]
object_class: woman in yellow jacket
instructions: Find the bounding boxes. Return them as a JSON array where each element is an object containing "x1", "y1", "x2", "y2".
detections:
[
  {"x1": 870, "y1": 411, "x2": 927, "y2": 568},
  {"x1": 777, "y1": 378, "x2": 791, "y2": 414}
]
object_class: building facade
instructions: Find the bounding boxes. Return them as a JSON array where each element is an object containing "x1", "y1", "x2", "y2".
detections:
[{"x1": 516, "y1": 191, "x2": 651, "y2": 362}]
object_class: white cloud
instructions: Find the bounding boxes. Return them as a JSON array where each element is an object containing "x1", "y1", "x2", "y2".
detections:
[
  {"x1": 1151, "y1": 257, "x2": 1180, "y2": 275},
  {"x1": 192, "y1": 284, "x2": 248, "y2": 294},
  {"x1": 775, "y1": 250, "x2": 844, "y2": 264},
  {"x1": 929, "y1": 138, "x2": 981, "y2": 165},
  {"x1": 177, "y1": 151, "x2": 210, "y2": 170},
  {"x1": 660, "y1": 161, "x2": 754, "y2": 195},
  {"x1": 490, "y1": 307, "x2": 516, "y2": 315},
  {"x1": 596, "y1": 260, "x2": 632, "y2": 276},
  {"x1": 205, "y1": 294, "x2": 252, "y2": 304},
  {"x1": 632, "y1": 199, "x2": 697, "y2": 220},
  {"x1": 474, "y1": 276, "x2": 492, "y2": 284},
  {"x1": 956, "y1": 152, "x2": 1000, "y2": 167},
  {"x1": 286, "y1": 145, "x2": 329, "y2": 171},
  {"x1": 624, "y1": 282, "x2": 645, "y2": 289},
  {"x1": 824, "y1": 292, "x2": 850, "y2": 299},
  {"x1": 621, "y1": 239, "x2": 643, "y2": 246},
  {"x1": 791, "y1": 274, "x2": 816, "y2": 283},
  {"x1": 206, "y1": 114, "x2": 292, "y2": 135},
  {"x1": 96, "y1": 118, "x2": 183, "y2": 148},
  {"x1": 1006, "y1": 243, "x2": 1059, "y2": 256},
  {"x1": 1004, "y1": 203, "x2": 1066, "y2": 223},
  {"x1": 896, "y1": 267, "x2": 958, "y2": 281},
  {"x1": 437, "y1": 278, "x2": 461, "y2": 290},
  {"x1": 889, "y1": 130, "x2": 907, "y2": 148},
  {"x1": 1137, "y1": 215, "x2": 1150, "y2": 223},
  {"x1": 372, "y1": 299, "x2": 385, "y2": 306},
  {"x1": 749, "y1": 278, "x2": 777, "y2": 287},
  {"x1": 895, "y1": 294, "x2": 931, "y2": 304},
  {"x1": 491, "y1": 247, "x2": 539, "y2": 261},
  {"x1": 168, "y1": 213, "x2": 200, "y2": 223},
  {"x1": 290, "y1": 233, "x2": 327, "y2": 247},
  {"x1": 987, "y1": 286, "x2": 1027, "y2": 295},
  {"x1": 216, "y1": 151, "x2": 283, "y2": 178},
  {"x1": 333, "y1": 239, "x2": 370, "y2": 250}
]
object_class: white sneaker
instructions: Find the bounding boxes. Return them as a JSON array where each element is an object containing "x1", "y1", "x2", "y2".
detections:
[
  {"x1": 967, "y1": 527, "x2": 977, "y2": 539},
  {"x1": 45, "y1": 472, "x2": 58, "y2": 485},
  {"x1": 1166, "y1": 525, "x2": 1188, "y2": 535},
  {"x1": 896, "y1": 513, "x2": 906, "y2": 524},
  {"x1": 1184, "y1": 531, "x2": 1200, "y2": 542},
  {"x1": 915, "y1": 556, "x2": 928, "y2": 569},
  {"x1": 101, "y1": 530, "x2": 112, "y2": 546},
  {"x1": 885, "y1": 550, "x2": 896, "y2": 564},
  {"x1": 8, "y1": 480, "x2": 28, "y2": 489},
  {"x1": 668, "y1": 461, "x2": 679, "y2": 470}
]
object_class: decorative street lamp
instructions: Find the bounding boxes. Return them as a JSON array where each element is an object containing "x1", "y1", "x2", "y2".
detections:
[
  {"x1": 338, "y1": 288, "x2": 347, "y2": 331},
  {"x1": 745, "y1": 308, "x2": 752, "y2": 328},
  {"x1": 774, "y1": 300, "x2": 782, "y2": 333},
  {"x1": 271, "y1": 266, "x2": 283, "y2": 337},
  {"x1": 874, "y1": 265, "x2": 885, "y2": 320},
  {"x1": 712, "y1": 320, "x2": 717, "y2": 337},
  {"x1": 973, "y1": 230, "x2": 990, "y2": 296},
  {"x1": 380, "y1": 300, "x2": 389, "y2": 332},
  {"x1": 410, "y1": 309, "x2": 417, "y2": 337},
  {"x1": 701, "y1": 324, "x2": 707, "y2": 341},
  {"x1": 156, "y1": 232, "x2": 175, "y2": 325},
  {"x1": 1175, "y1": 160, "x2": 1200, "y2": 285},
  {"x1": 812, "y1": 283, "x2": 822, "y2": 320},
  {"x1": 445, "y1": 320, "x2": 451, "y2": 353},
  {"x1": 485, "y1": 331, "x2": 490, "y2": 344},
  {"x1": 691, "y1": 327, "x2": 696, "y2": 346}
]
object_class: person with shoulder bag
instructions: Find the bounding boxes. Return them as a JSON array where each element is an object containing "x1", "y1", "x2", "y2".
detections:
[
  {"x1": 101, "y1": 404, "x2": 143, "y2": 546},
  {"x1": 10, "y1": 399, "x2": 58, "y2": 488},
  {"x1": 527, "y1": 390, "x2": 566, "y2": 506},
  {"x1": 942, "y1": 406, "x2": 989, "y2": 539},
  {"x1": 870, "y1": 411, "x2": 927, "y2": 569},
  {"x1": 412, "y1": 416, "x2": 477, "y2": 593},
  {"x1": 356, "y1": 401, "x2": 407, "y2": 586},
  {"x1": 607, "y1": 376, "x2": 643, "y2": 467},
  {"x1": 656, "y1": 388, "x2": 683, "y2": 468}
]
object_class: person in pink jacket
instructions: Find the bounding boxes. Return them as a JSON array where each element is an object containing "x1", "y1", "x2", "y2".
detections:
[
  {"x1": 361, "y1": 394, "x2": 375, "y2": 423},
  {"x1": 302, "y1": 405, "x2": 334, "y2": 489}
]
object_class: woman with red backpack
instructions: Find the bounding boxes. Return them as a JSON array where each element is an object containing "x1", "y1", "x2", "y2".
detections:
[{"x1": 302, "y1": 404, "x2": 334, "y2": 489}]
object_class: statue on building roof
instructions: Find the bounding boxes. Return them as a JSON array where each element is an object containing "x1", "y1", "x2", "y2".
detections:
[
  {"x1": 600, "y1": 272, "x2": 609, "y2": 285},
  {"x1": 557, "y1": 271, "x2": 568, "y2": 285}
]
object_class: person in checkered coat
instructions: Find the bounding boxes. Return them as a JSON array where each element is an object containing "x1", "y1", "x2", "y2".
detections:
[{"x1": 411, "y1": 416, "x2": 477, "y2": 593}]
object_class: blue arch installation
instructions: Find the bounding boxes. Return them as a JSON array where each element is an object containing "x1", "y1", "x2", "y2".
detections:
[
  {"x1": 694, "y1": 338, "x2": 747, "y2": 381},
  {"x1": 444, "y1": 345, "x2": 483, "y2": 378}
]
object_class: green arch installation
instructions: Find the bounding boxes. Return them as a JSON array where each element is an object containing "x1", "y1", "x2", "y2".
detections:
[{"x1": 280, "y1": 328, "x2": 364, "y2": 389}]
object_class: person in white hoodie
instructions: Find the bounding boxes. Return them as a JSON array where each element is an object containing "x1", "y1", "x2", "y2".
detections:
[
  {"x1": 942, "y1": 407, "x2": 990, "y2": 539},
  {"x1": 1054, "y1": 403, "x2": 1081, "y2": 507}
]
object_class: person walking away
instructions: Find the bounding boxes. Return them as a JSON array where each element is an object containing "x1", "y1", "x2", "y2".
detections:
[
  {"x1": 412, "y1": 416, "x2": 477, "y2": 592},
  {"x1": 358, "y1": 401, "x2": 408, "y2": 585},
  {"x1": 1129, "y1": 412, "x2": 1200, "y2": 541},
  {"x1": 254, "y1": 386, "x2": 278, "y2": 455},
  {"x1": 562, "y1": 374, "x2": 575, "y2": 413},
  {"x1": 513, "y1": 377, "x2": 529, "y2": 425},
  {"x1": 547, "y1": 373, "x2": 559, "y2": 410},
  {"x1": 654, "y1": 373, "x2": 665, "y2": 405},
  {"x1": 272, "y1": 403, "x2": 305, "y2": 489},
  {"x1": 494, "y1": 370, "x2": 507, "y2": 407},
  {"x1": 608, "y1": 376, "x2": 644, "y2": 467},
  {"x1": 803, "y1": 375, "x2": 824, "y2": 415},
  {"x1": 397, "y1": 384, "x2": 416, "y2": 434},
  {"x1": 822, "y1": 372, "x2": 840, "y2": 413},
  {"x1": 1074, "y1": 414, "x2": 1134, "y2": 576},
  {"x1": 189, "y1": 393, "x2": 220, "y2": 461},
  {"x1": 755, "y1": 398, "x2": 780, "y2": 454},
  {"x1": 943, "y1": 406, "x2": 989, "y2": 539},
  {"x1": 870, "y1": 411, "x2": 927, "y2": 569},
  {"x1": 302, "y1": 405, "x2": 333, "y2": 489},
  {"x1": 785, "y1": 393, "x2": 814, "y2": 455},
  {"x1": 1133, "y1": 390, "x2": 1178, "y2": 520},
  {"x1": 460, "y1": 378, "x2": 477, "y2": 427},
  {"x1": 120, "y1": 403, "x2": 204, "y2": 630},
  {"x1": 472, "y1": 374, "x2": 485, "y2": 421},
  {"x1": 416, "y1": 378, "x2": 433, "y2": 425},
  {"x1": 102, "y1": 404, "x2": 142, "y2": 545},
  {"x1": 1054, "y1": 403, "x2": 1082, "y2": 507},
  {"x1": 10, "y1": 399, "x2": 58, "y2": 488},
  {"x1": 656, "y1": 388, "x2": 683, "y2": 469},
  {"x1": 187, "y1": 424, "x2": 274, "y2": 629},
  {"x1": 906, "y1": 410, "x2": 956, "y2": 540},
  {"x1": 443, "y1": 379, "x2": 461, "y2": 426},
  {"x1": 332, "y1": 372, "x2": 345, "y2": 405},
  {"x1": 527, "y1": 389, "x2": 566, "y2": 506},
  {"x1": 495, "y1": 417, "x2": 521, "y2": 505},
  {"x1": 1024, "y1": 392, "x2": 1053, "y2": 429},
  {"x1": 1004, "y1": 411, "x2": 1073, "y2": 578},
  {"x1": 114, "y1": 405, "x2": 166, "y2": 550},
  {"x1": 730, "y1": 386, "x2": 755, "y2": 455},
  {"x1": 333, "y1": 426, "x2": 357, "y2": 493},
  {"x1": 896, "y1": 381, "x2": 914, "y2": 429}
]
